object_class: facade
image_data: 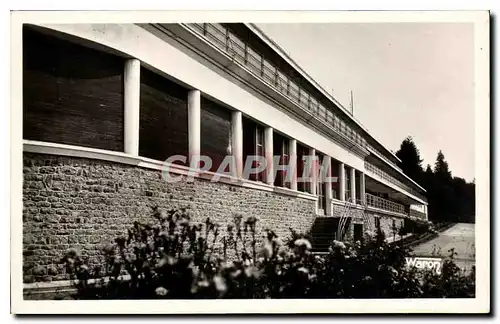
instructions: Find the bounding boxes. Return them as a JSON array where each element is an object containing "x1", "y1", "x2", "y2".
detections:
[{"x1": 22, "y1": 23, "x2": 428, "y2": 291}]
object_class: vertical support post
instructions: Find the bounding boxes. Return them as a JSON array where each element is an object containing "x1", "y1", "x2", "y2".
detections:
[
  {"x1": 264, "y1": 127, "x2": 274, "y2": 185},
  {"x1": 350, "y1": 168, "x2": 356, "y2": 203},
  {"x1": 188, "y1": 89, "x2": 201, "y2": 167},
  {"x1": 124, "y1": 59, "x2": 141, "y2": 156},
  {"x1": 289, "y1": 139, "x2": 297, "y2": 191},
  {"x1": 360, "y1": 172, "x2": 366, "y2": 206},
  {"x1": 324, "y1": 155, "x2": 333, "y2": 215},
  {"x1": 338, "y1": 162, "x2": 345, "y2": 201},
  {"x1": 231, "y1": 111, "x2": 243, "y2": 178},
  {"x1": 309, "y1": 148, "x2": 317, "y2": 195}
]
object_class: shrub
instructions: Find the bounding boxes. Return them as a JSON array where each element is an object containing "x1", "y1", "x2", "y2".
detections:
[{"x1": 62, "y1": 207, "x2": 475, "y2": 299}]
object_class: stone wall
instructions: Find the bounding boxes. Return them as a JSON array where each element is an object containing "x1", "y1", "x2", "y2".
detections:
[
  {"x1": 23, "y1": 152, "x2": 317, "y2": 283},
  {"x1": 365, "y1": 211, "x2": 404, "y2": 240}
]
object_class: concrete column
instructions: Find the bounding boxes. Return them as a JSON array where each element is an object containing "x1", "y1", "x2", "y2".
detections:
[
  {"x1": 264, "y1": 127, "x2": 274, "y2": 185},
  {"x1": 289, "y1": 139, "x2": 297, "y2": 191},
  {"x1": 324, "y1": 155, "x2": 333, "y2": 215},
  {"x1": 338, "y1": 162, "x2": 345, "y2": 201},
  {"x1": 309, "y1": 148, "x2": 317, "y2": 195},
  {"x1": 350, "y1": 167, "x2": 356, "y2": 203},
  {"x1": 360, "y1": 172, "x2": 366, "y2": 205},
  {"x1": 231, "y1": 111, "x2": 243, "y2": 178},
  {"x1": 124, "y1": 59, "x2": 141, "y2": 155},
  {"x1": 188, "y1": 89, "x2": 201, "y2": 166}
]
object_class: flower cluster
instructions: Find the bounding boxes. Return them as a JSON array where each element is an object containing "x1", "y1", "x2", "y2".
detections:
[{"x1": 62, "y1": 207, "x2": 475, "y2": 299}]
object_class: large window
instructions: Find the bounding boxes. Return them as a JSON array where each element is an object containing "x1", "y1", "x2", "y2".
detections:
[
  {"x1": 201, "y1": 98, "x2": 232, "y2": 173},
  {"x1": 139, "y1": 68, "x2": 189, "y2": 164},
  {"x1": 243, "y1": 117, "x2": 266, "y2": 182},
  {"x1": 316, "y1": 152, "x2": 327, "y2": 214},
  {"x1": 23, "y1": 27, "x2": 124, "y2": 151},
  {"x1": 273, "y1": 132, "x2": 290, "y2": 188},
  {"x1": 297, "y1": 143, "x2": 310, "y2": 193}
]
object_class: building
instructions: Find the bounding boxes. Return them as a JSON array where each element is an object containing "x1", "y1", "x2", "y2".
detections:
[{"x1": 22, "y1": 23, "x2": 428, "y2": 292}]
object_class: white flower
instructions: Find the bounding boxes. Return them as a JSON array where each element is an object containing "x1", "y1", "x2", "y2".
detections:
[
  {"x1": 213, "y1": 275, "x2": 227, "y2": 293},
  {"x1": 294, "y1": 238, "x2": 312, "y2": 250},
  {"x1": 332, "y1": 240, "x2": 346, "y2": 249},
  {"x1": 155, "y1": 287, "x2": 168, "y2": 296}
]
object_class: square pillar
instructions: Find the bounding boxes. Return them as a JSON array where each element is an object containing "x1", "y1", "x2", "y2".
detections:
[
  {"x1": 350, "y1": 167, "x2": 356, "y2": 204},
  {"x1": 309, "y1": 148, "x2": 317, "y2": 195},
  {"x1": 231, "y1": 111, "x2": 243, "y2": 178},
  {"x1": 289, "y1": 139, "x2": 297, "y2": 191},
  {"x1": 124, "y1": 59, "x2": 141, "y2": 156},
  {"x1": 360, "y1": 172, "x2": 366, "y2": 205},
  {"x1": 324, "y1": 155, "x2": 333, "y2": 215},
  {"x1": 338, "y1": 162, "x2": 345, "y2": 201},
  {"x1": 264, "y1": 127, "x2": 274, "y2": 185},
  {"x1": 188, "y1": 89, "x2": 201, "y2": 166}
]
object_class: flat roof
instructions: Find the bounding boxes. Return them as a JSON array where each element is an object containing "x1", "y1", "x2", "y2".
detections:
[
  {"x1": 245, "y1": 23, "x2": 404, "y2": 165},
  {"x1": 246, "y1": 23, "x2": 428, "y2": 194}
]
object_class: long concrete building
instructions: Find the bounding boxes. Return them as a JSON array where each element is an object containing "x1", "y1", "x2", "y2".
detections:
[{"x1": 22, "y1": 23, "x2": 428, "y2": 292}]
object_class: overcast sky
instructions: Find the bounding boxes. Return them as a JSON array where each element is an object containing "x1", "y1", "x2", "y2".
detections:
[{"x1": 257, "y1": 23, "x2": 475, "y2": 181}]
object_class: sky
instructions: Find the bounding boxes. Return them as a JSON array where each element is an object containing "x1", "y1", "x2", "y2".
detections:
[{"x1": 257, "y1": 23, "x2": 475, "y2": 181}]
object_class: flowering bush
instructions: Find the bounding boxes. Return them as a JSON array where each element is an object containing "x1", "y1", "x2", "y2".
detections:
[{"x1": 62, "y1": 207, "x2": 475, "y2": 299}]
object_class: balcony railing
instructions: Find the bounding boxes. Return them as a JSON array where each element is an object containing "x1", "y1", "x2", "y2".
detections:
[
  {"x1": 365, "y1": 161, "x2": 426, "y2": 202},
  {"x1": 187, "y1": 23, "x2": 368, "y2": 151},
  {"x1": 365, "y1": 193, "x2": 406, "y2": 215},
  {"x1": 409, "y1": 208, "x2": 427, "y2": 220}
]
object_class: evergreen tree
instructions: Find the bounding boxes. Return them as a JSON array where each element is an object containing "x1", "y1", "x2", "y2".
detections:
[{"x1": 395, "y1": 136, "x2": 424, "y2": 184}]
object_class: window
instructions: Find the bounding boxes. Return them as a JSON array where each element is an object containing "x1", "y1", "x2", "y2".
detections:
[
  {"x1": 243, "y1": 118, "x2": 266, "y2": 182},
  {"x1": 140, "y1": 68, "x2": 189, "y2": 164},
  {"x1": 316, "y1": 153, "x2": 327, "y2": 214},
  {"x1": 200, "y1": 98, "x2": 232, "y2": 172},
  {"x1": 23, "y1": 27, "x2": 124, "y2": 152},
  {"x1": 273, "y1": 132, "x2": 290, "y2": 188},
  {"x1": 297, "y1": 143, "x2": 310, "y2": 193}
]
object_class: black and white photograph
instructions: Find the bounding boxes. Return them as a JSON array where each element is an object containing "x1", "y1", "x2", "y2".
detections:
[{"x1": 9, "y1": 9, "x2": 490, "y2": 314}]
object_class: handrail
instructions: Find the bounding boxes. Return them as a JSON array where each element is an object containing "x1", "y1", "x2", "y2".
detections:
[
  {"x1": 365, "y1": 192, "x2": 407, "y2": 215},
  {"x1": 187, "y1": 23, "x2": 368, "y2": 153},
  {"x1": 365, "y1": 161, "x2": 427, "y2": 202}
]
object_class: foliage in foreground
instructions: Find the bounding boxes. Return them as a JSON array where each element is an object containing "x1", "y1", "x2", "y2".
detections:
[{"x1": 62, "y1": 207, "x2": 475, "y2": 299}]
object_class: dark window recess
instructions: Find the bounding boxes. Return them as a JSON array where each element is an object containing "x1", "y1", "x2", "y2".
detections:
[
  {"x1": 139, "y1": 67, "x2": 188, "y2": 164},
  {"x1": 297, "y1": 143, "x2": 309, "y2": 193},
  {"x1": 273, "y1": 132, "x2": 289, "y2": 188},
  {"x1": 200, "y1": 98, "x2": 231, "y2": 173},
  {"x1": 243, "y1": 118, "x2": 265, "y2": 182},
  {"x1": 23, "y1": 27, "x2": 124, "y2": 151},
  {"x1": 331, "y1": 159, "x2": 340, "y2": 200},
  {"x1": 316, "y1": 153, "x2": 327, "y2": 214}
]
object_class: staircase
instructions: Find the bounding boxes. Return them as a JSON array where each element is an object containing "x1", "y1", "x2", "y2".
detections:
[{"x1": 310, "y1": 197, "x2": 356, "y2": 253}]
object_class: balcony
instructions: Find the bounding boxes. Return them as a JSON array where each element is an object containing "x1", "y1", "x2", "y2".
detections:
[
  {"x1": 409, "y1": 208, "x2": 427, "y2": 220},
  {"x1": 365, "y1": 161, "x2": 426, "y2": 202},
  {"x1": 365, "y1": 193, "x2": 406, "y2": 216},
  {"x1": 186, "y1": 23, "x2": 368, "y2": 152}
]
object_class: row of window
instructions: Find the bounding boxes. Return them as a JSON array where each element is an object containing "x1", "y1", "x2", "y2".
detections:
[{"x1": 23, "y1": 26, "x2": 366, "y2": 213}]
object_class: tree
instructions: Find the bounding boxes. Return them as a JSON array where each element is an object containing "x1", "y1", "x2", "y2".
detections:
[
  {"x1": 395, "y1": 136, "x2": 424, "y2": 184},
  {"x1": 434, "y1": 150, "x2": 452, "y2": 181}
]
